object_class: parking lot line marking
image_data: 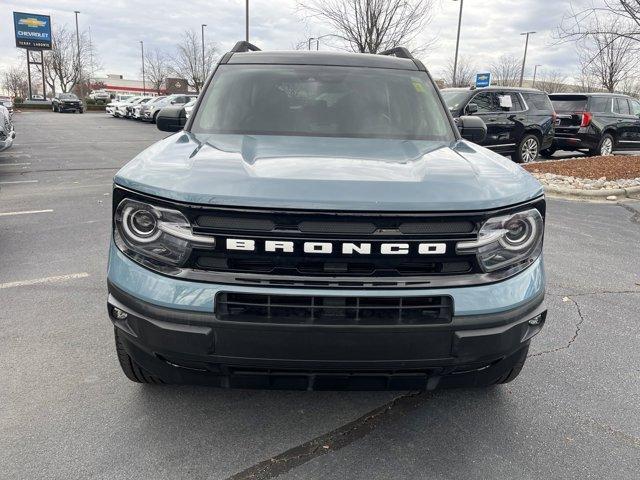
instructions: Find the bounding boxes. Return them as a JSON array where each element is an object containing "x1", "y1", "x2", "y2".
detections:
[
  {"x1": 0, "y1": 180, "x2": 38, "y2": 185},
  {"x1": 0, "y1": 209, "x2": 54, "y2": 217},
  {"x1": 0, "y1": 273, "x2": 90, "y2": 290},
  {"x1": 0, "y1": 163, "x2": 31, "y2": 166}
]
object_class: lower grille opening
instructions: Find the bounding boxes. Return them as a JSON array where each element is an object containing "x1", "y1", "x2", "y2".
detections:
[{"x1": 215, "y1": 292, "x2": 453, "y2": 325}]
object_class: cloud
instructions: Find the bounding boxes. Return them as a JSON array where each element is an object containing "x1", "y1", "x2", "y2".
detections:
[{"x1": 1, "y1": 0, "x2": 581, "y2": 82}]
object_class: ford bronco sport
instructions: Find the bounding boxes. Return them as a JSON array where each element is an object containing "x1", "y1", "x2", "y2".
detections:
[{"x1": 107, "y1": 42, "x2": 547, "y2": 390}]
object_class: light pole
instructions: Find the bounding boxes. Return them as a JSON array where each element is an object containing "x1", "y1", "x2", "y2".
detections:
[
  {"x1": 452, "y1": 0, "x2": 464, "y2": 87},
  {"x1": 315, "y1": 34, "x2": 341, "y2": 50},
  {"x1": 245, "y1": 0, "x2": 249, "y2": 42},
  {"x1": 532, "y1": 64, "x2": 542, "y2": 87},
  {"x1": 74, "y1": 10, "x2": 81, "y2": 96},
  {"x1": 140, "y1": 41, "x2": 146, "y2": 95},
  {"x1": 519, "y1": 31, "x2": 536, "y2": 87},
  {"x1": 201, "y1": 24, "x2": 207, "y2": 86},
  {"x1": 307, "y1": 37, "x2": 315, "y2": 50}
]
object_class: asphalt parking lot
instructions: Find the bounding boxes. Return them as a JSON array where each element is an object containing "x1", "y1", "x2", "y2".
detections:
[{"x1": 1, "y1": 111, "x2": 639, "y2": 480}]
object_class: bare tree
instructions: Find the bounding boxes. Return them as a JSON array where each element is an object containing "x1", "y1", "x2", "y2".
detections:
[
  {"x1": 576, "y1": 16, "x2": 640, "y2": 92},
  {"x1": 40, "y1": 24, "x2": 93, "y2": 93},
  {"x1": 558, "y1": 1, "x2": 640, "y2": 46},
  {"x1": 170, "y1": 29, "x2": 218, "y2": 93},
  {"x1": 620, "y1": 76, "x2": 640, "y2": 97},
  {"x1": 2, "y1": 66, "x2": 29, "y2": 98},
  {"x1": 298, "y1": 0, "x2": 435, "y2": 54},
  {"x1": 144, "y1": 48, "x2": 170, "y2": 94},
  {"x1": 488, "y1": 54, "x2": 521, "y2": 87},
  {"x1": 535, "y1": 70, "x2": 570, "y2": 93},
  {"x1": 442, "y1": 56, "x2": 477, "y2": 87}
]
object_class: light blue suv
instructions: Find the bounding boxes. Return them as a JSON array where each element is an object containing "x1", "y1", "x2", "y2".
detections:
[{"x1": 107, "y1": 42, "x2": 547, "y2": 390}]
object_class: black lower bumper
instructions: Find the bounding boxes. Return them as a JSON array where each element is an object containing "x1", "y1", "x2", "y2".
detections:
[{"x1": 107, "y1": 283, "x2": 546, "y2": 389}]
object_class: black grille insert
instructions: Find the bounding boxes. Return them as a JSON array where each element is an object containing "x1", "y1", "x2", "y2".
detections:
[{"x1": 216, "y1": 292, "x2": 453, "y2": 325}]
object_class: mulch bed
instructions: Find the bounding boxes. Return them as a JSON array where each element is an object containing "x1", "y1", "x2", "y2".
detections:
[{"x1": 524, "y1": 156, "x2": 640, "y2": 180}]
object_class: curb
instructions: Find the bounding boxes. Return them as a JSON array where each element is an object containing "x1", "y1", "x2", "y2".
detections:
[{"x1": 543, "y1": 184, "x2": 640, "y2": 199}]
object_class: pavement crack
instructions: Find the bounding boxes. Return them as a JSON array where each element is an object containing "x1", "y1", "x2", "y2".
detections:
[
  {"x1": 224, "y1": 391, "x2": 426, "y2": 480},
  {"x1": 617, "y1": 202, "x2": 640, "y2": 225},
  {"x1": 529, "y1": 296, "x2": 585, "y2": 358}
]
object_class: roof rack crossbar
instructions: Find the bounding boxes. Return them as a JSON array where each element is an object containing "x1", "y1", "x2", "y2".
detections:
[
  {"x1": 231, "y1": 41, "x2": 261, "y2": 53},
  {"x1": 378, "y1": 47, "x2": 414, "y2": 60}
]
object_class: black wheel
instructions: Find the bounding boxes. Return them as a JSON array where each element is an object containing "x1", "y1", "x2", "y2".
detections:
[
  {"x1": 492, "y1": 345, "x2": 529, "y2": 385},
  {"x1": 114, "y1": 328, "x2": 164, "y2": 384},
  {"x1": 152, "y1": 111, "x2": 159, "y2": 124},
  {"x1": 589, "y1": 133, "x2": 614, "y2": 156},
  {"x1": 512, "y1": 134, "x2": 540, "y2": 163},
  {"x1": 52, "y1": 104, "x2": 58, "y2": 112},
  {"x1": 79, "y1": 109, "x2": 84, "y2": 114},
  {"x1": 539, "y1": 146, "x2": 557, "y2": 158}
]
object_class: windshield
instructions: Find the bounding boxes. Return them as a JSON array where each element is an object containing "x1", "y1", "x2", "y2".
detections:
[
  {"x1": 60, "y1": 93, "x2": 78, "y2": 100},
  {"x1": 192, "y1": 65, "x2": 454, "y2": 141},
  {"x1": 440, "y1": 90, "x2": 470, "y2": 111}
]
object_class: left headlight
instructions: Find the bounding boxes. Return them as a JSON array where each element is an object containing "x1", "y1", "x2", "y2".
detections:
[
  {"x1": 456, "y1": 208, "x2": 544, "y2": 273},
  {"x1": 114, "y1": 198, "x2": 215, "y2": 266}
]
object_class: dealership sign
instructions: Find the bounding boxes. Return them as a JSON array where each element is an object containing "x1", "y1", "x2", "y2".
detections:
[
  {"x1": 475, "y1": 73, "x2": 491, "y2": 88},
  {"x1": 13, "y1": 12, "x2": 52, "y2": 50}
]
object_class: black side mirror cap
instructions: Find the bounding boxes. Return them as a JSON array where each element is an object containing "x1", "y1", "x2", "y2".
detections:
[
  {"x1": 466, "y1": 103, "x2": 478, "y2": 114},
  {"x1": 156, "y1": 106, "x2": 187, "y2": 132},
  {"x1": 458, "y1": 115, "x2": 487, "y2": 143}
]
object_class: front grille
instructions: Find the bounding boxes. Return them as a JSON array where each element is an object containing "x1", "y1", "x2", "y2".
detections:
[{"x1": 215, "y1": 292, "x2": 453, "y2": 325}]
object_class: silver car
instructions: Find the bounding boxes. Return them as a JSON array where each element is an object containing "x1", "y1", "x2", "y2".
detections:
[{"x1": 0, "y1": 105, "x2": 15, "y2": 152}]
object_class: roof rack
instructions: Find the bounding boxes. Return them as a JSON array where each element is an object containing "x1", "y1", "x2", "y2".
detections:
[
  {"x1": 231, "y1": 41, "x2": 261, "y2": 53},
  {"x1": 378, "y1": 47, "x2": 414, "y2": 60}
]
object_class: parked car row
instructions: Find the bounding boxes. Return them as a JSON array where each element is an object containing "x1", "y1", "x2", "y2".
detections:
[
  {"x1": 0, "y1": 103, "x2": 15, "y2": 152},
  {"x1": 106, "y1": 94, "x2": 197, "y2": 123},
  {"x1": 441, "y1": 86, "x2": 640, "y2": 162}
]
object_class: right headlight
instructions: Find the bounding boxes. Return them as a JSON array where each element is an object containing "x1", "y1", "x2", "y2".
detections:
[
  {"x1": 114, "y1": 198, "x2": 215, "y2": 267},
  {"x1": 456, "y1": 208, "x2": 544, "y2": 273}
]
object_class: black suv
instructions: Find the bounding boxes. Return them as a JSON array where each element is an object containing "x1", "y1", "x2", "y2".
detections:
[
  {"x1": 441, "y1": 87, "x2": 555, "y2": 163},
  {"x1": 547, "y1": 93, "x2": 640, "y2": 156},
  {"x1": 52, "y1": 93, "x2": 84, "y2": 113}
]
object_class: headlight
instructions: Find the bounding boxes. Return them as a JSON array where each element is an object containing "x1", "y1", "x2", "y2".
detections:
[
  {"x1": 456, "y1": 208, "x2": 543, "y2": 273},
  {"x1": 114, "y1": 198, "x2": 215, "y2": 266}
]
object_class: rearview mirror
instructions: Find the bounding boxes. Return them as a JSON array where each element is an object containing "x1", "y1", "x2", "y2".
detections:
[
  {"x1": 156, "y1": 106, "x2": 187, "y2": 132},
  {"x1": 458, "y1": 115, "x2": 487, "y2": 143},
  {"x1": 466, "y1": 103, "x2": 478, "y2": 114}
]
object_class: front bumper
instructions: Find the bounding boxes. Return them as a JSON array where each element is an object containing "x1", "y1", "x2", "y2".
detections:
[
  {"x1": 0, "y1": 129, "x2": 15, "y2": 152},
  {"x1": 107, "y1": 243, "x2": 546, "y2": 388}
]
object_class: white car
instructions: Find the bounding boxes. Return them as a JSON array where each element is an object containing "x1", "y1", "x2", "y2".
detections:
[
  {"x1": 106, "y1": 95, "x2": 134, "y2": 116},
  {"x1": 90, "y1": 90, "x2": 111, "y2": 102},
  {"x1": 184, "y1": 99, "x2": 197, "y2": 119},
  {"x1": 113, "y1": 96, "x2": 142, "y2": 117},
  {"x1": 0, "y1": 105, "x2": 15, "y2": 152}
]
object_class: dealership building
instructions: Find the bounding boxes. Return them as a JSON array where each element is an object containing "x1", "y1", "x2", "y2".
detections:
[{"x1": 90, "y1": 74, "x2": 193, "y2": 96}]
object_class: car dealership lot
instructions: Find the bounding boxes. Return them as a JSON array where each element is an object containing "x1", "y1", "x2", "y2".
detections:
[{"x1": 1, "y1": 112, "x2": 639, "y2": 479}]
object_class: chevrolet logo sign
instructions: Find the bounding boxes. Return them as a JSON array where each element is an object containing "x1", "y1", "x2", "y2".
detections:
[
  {"x1": 19, "y1": 17, "x2": 47, "y2": 28},
  {"x1": 225, "y1": 239, "x2": 446, "y2": 255}
]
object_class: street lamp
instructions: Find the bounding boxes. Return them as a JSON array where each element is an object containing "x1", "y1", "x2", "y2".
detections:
[
  {"x1": 307, "y1": 37, "x2": 315, "y2": 50},
  {"x1": 245, "y1": 0, "x2": 249, "y2": 42},
  {"x1": 140, "y1": 41, "x2": 146, "y2": 95},
  {"x1": 201, "y1": 24, "x2": 207, "y2": 86},
  {"x1": 532, "y1": 64, "x2": 542, "y2": 87},
  {"x1": 519, "y1": 31, "x2": 536, "y2": 87},
  {"x1": 74, "y1": 11, "x2": 81, "y2": 96},
  {"x1": 314, "y1": 34, "x2": 341, "y2": 50},
  {"x1": 452, "y1": 0, "x2": 464, "y2": 87}
]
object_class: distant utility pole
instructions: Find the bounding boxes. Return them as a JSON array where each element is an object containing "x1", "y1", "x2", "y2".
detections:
[
  {"x1": 74, "y1": 10, "x2": 81, "y2": 96},
  {"x1": 519, "y1": 31, "x2": 536, "y2": 87},
  {"x1": 452, "y1": 0, "x2": 464, "y2": 87},
  {"x1": 201, "y1": 24, "x2": 207, "y2": 85},
  {"x1": 140, "y1": 41, "x2": 146, "y2": 95},
  {"x1": 307, "y1": 37, "x2": 315, "y2": 50},
  {"x1": 532, "y1": 64, "x2": 542, "y2": 87},
  {"x1": 245, "y1": 0, "x2": 249, "y2": 42}
]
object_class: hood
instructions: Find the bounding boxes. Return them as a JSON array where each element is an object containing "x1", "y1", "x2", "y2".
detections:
[{"x1": 114, "y1": 133, "x2": 543, "y2": 211}]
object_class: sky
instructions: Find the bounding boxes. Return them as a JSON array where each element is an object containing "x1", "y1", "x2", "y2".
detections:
[{"x1": 1, "y1": 0, "x2": 588, "y2": 84}]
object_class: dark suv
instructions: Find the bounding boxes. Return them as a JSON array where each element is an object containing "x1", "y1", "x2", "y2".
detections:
[
  {"x1": 547, "y1": 93, "x2": 640, "y2": 156},
  {"x1": 441, "y1": 87, "x2": 555, "y2": 163},
  {"x1": 52, "y1": 93, "x2": 84, "y2": 113}
]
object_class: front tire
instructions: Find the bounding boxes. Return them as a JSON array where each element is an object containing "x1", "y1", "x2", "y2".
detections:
[
  {"x1": 539, "y1": 146, "x2": 556, "y2": 158},
  {"x1": 512, "y1": 134, "x2": 540, "y2": 163},
  {"x1": 590, "y1": 133, "x2": 614, "y2": 156},
  {"x1": 114, "y1": 328, "x2": 164, "y2": 384}
]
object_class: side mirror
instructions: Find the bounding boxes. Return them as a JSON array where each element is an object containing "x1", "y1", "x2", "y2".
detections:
[
  {"x1": 156, "y1": 106, "x2": 187, "y2": 132},
  {"x1": 458, "y1": 115, "x2": 487, "y2": 143},
  {"x1": 466, "y1": 103, "x2": 478, "y2": 114}
]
